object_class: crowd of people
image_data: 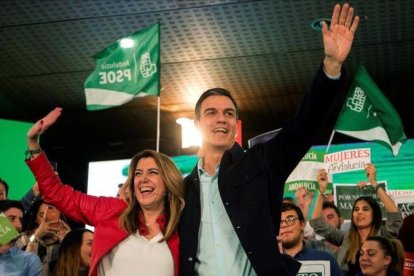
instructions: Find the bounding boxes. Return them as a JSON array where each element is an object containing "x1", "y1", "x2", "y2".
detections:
[{"x1": 1, "y1": 3, "x2": 413, "y2": 276}]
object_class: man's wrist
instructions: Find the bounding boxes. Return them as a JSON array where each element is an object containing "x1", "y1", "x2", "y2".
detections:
[{"x1": 323, "y1": 57, "x2": 342, "y2": 77}]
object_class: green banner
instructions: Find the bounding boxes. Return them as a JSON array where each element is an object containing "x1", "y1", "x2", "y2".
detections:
[
  {"x1": 285, "y1": 149, "x2": 327, "y2": 194},
  {"x1": 84, "y1": 23, "x2": 160, "y2": 111},
  {"x1": 0, "y1": 213, "x2": 19, "y2": 246}
]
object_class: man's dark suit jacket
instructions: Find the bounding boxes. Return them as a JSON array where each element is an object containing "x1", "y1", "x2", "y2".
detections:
[{"x1": 179, "y1": 65, "x2": 344, "y2": 276}]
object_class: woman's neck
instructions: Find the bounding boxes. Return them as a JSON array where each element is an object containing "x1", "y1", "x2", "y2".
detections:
[
  {"x1": 141, "y1": 209, "x2": 164, "y2": 225},
  {"x1": 358, "y1": 227, "x2": 371, "y2": 243}
]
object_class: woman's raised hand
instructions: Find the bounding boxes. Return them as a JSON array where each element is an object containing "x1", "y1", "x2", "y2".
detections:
[{"x1": 27, "y1": 107, "x2": 62, "y2": 149}]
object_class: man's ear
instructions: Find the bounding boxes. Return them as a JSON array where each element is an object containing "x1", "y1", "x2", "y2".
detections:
[
  {"x1": 300, "y1": 221, "x2": 306, "y2": 230},
  {"x1": 339, "y1": 217, "x2": 344, "y2": 225},
  {"x1": 194, "y1": 119, "x2": 199, "y2": 129}
]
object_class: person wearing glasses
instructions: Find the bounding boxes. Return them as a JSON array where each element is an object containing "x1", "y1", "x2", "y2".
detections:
[{"x1": 278, "y1": 202, "x2": 341, "y2": 276}]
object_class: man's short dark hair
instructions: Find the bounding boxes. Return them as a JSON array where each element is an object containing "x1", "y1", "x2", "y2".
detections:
[
  {"x1": 322, "y1": 201, "x2": 342, "y2": 218},
  {"x1": 281, "y1": 202, "x2": 305, "y2": 222},
  {"x1": 0, "y1": 178, "x2": 9, "y2": 197},
  {"x1": 194, "y1": 88, "x2": 239, "y2": 120},
  {"x1": 0, "y1": 200, "x2": 24, "y2": 213}
]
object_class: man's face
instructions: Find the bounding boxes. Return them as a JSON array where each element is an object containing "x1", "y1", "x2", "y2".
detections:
[
  {"x1": 322, "y1": 207, "x2": 343, "y2": 229},
  {"x1": 0, "y1": 183, "x2": 7, "y2": 200},
  {"x1": 5, "y1": 207, "x2": 23, "y2": 233},
  {"x1": 195, "y1": 95, "x2": 238, "y2": 152},
  {"x1": 279, "y1": 210, "x2": 304, "y2": 250}
]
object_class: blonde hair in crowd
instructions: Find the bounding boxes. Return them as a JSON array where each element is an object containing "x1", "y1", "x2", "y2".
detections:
[{"x1": 118, "y1": 150, "x2": 185, "y2": 241}]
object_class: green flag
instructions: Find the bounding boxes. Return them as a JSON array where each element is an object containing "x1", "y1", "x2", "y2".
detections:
[
  {"x1": 335, "y1": 65, "x2": 407, "y2": 156},
  {"x1": 84, "y1": 23, "x2": 160, "y2": 111},
  {"x1": 0, "y1": 213, "x2": 19, "y2": 246}
]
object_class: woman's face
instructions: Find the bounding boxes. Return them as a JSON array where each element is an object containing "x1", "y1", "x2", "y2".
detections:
[
  {"x1": 80, "y1": 231, "x2": 93, "y2": 268},
  {"x1": 133, "y1": 157, "x2": 167, "y2": 211},
  {"x1": 352, "y1": 200, "x2": 373, "y2": 229},
  {"x1": 36, "y1": 203, "x2": 61, "y2": 225},
  {"x1": 359, "y1": 240, "x2": 391, "y2": 276}
]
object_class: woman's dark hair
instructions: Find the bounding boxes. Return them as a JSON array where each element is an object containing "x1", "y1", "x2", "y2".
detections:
[
  {"x1": 364, "y1": 236, "x2": 405, "y2": 275},
  {"x1": 54, "y1": 228, "x2": 94, "y2": 276},
  {"x1": 352, "y1": 196, "x2": 382, "y2": 230}
]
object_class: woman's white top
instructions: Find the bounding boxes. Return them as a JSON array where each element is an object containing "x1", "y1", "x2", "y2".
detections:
[{"x1": 98, "y1": 231, "x2": 174, "y2": 276}]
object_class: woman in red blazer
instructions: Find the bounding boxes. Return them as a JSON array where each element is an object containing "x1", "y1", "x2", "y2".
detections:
[{"x1": 26, "y1": 107, "x2": 184, "y2": 276}]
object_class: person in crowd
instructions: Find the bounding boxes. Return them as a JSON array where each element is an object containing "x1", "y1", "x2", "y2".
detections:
[
  {"x1": 116, "y1": 182, "x2": 130, "y2": 203},
  {"x1": 358, "y1": 236, "x2": 405, "y2": 276},
  {"x1": 116, "y1": 183, "x2": 123, "y2": 198},
  {"x1": 318, "y1": 201, "x2": 344, "y2": 255},
  {"x1": 321, "y1": 201, "x2": 344, "y2": 230},
  {"x1": 397, "y1": 213, "x2": 414, "y2": 276},
  {"x1": 295, "y1": 186, "x2": 318, "y2": 240},
  {"x1": 311, "y1": 163, "x2": 403, "y2": 275},
  {"x1": 53, "y1": 228, "x2": 94, "y2": 276},
  {"x1": 18, "y1": 199, "x2": 71, "y2": 276},
  {"x1": 0, "y1": 200, "x2": 43, "y2": 275},
  {"x1": 278, "y1": 202, "x2": 341, "y2": 275},
  {"x1": 0, "y1": 178, "x2": 9, "y2": 200},
  {"x1": 25, "y1": 108, "x2": 185, "y2": 276},
  {"x1": 179, "y1": 3, "x2": 359, "y2": 275},
  {"x1": 21, "y1": 182, "x2": 42, "y2": 214}
]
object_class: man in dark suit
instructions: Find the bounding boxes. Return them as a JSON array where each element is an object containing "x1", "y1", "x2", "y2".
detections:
[{"x1": 179, "y1": 3, "x2": 360, "y2": 275}]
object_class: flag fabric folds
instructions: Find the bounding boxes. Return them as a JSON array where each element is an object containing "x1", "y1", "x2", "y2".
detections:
[
  {"x1": 335, "y1": 65, "x2": 407, "y2": 156},
  {"x1": 84, "y1": 23, "x2": 160, "y2": 111}
]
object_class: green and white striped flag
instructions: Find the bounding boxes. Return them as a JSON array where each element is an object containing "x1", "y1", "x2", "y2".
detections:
[
  {"x1": 335, "y1": 65, "x2": 407, "y2": 156},
  {"x1": 84, "y1": 23, "x2": 160, "y2": 111}
]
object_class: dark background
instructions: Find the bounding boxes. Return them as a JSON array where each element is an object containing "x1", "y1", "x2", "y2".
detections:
[{"x1": 1, "y1": 1, "x2": 413, "y2": 195}]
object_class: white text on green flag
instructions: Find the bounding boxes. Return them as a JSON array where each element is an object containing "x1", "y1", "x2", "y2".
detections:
[
  {"x1": 335, "y1": 65, "x2": 407, "y2": 156},
  {"x1": 84, "y1": 23, "x2": 160, "y2": 111}
]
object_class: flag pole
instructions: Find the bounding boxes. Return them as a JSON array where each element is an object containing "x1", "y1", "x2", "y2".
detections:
[
  {"x1": 326, "y1": 130, "x2": 335, "y2": 153},
  {"x1": 156, "y1": 96, "x2": 160, "y2": 152}
]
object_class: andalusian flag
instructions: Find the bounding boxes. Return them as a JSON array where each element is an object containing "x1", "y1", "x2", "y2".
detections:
[
  {"x1": 335, "y1": 65, "x2": 407, "y2": 156},
  {"x1": 84, "y1": 23, "x2": 160, "y2": 111}
]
